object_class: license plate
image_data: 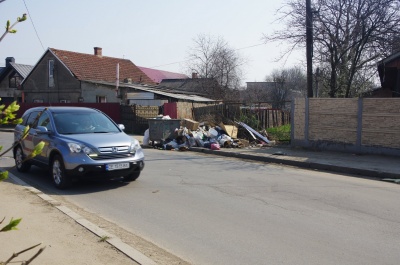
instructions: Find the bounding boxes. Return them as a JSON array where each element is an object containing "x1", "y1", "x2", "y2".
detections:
[{"x1": 106, "y1": 162, "x2": 129, "y2": 171}]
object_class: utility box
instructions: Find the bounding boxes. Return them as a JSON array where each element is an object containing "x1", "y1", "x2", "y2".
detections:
[{"x1": 147, "y1": 118, "x2": 181, "y2": 143}]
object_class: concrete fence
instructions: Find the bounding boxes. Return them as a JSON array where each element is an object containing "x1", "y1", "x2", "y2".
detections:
[{"x1": 292, "y1": 98, "x2": 400, "y2": 156}]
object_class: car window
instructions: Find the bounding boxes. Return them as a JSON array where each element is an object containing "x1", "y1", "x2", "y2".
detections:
[
  {"x1": 37, "y1": 112, "x2": 52, "y2": 131},
  {"x1": 20, "y1": 113, "x2": 30, "y2": 126},
  {"x1": 26, "y1": 111, "x2": 41, "y2": 127},
  {"x1": 53, "y1": 112, "x2": 120, "y2": 134}
]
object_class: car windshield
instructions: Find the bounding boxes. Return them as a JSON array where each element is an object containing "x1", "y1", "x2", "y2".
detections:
[{"x1": 53, "y1": 112, "x2": 120, "y2": 134}]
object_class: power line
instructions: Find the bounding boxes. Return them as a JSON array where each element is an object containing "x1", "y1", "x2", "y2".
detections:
[{"x1": 23, "y1": 0, "x2": 45, "y2": 51}]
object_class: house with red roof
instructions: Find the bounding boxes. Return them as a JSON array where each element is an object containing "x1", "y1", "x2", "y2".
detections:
[
  {"x1": 137, "y1": 66, "x2": 189, "y2": 84},
  {"x1": 21, "y1": 47, "x2": 159, "y2": 103}
]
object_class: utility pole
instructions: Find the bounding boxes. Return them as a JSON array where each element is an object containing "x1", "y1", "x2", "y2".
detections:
[{"x1": 306, "y1": 0, "x2": 313, "y2": 98}]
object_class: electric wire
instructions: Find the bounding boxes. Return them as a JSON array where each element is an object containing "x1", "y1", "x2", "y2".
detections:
[{"x1": 22, "y1": 0, "x2": 45, "y2": 50}]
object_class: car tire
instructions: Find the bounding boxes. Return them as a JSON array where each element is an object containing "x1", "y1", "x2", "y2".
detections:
[
  {"x1": 15, "y1": 145, "x2": 31, "y2": 172},
  {"x1": 51, "y1": 155, "x2": 72, "y2": 189},
  {"x1": 123, "y1": 171, "x2": 141, "y2": 182}
]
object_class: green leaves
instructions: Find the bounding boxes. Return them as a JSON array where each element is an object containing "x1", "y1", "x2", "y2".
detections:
[
  {"x1": 17, "y1": 14, "x2": 27, "y2": 22},
  {"x1": 0, "y1": 171, "x2": 8, "y2": 182},
  {"x1": 0, "y1": 218, "x2": 22, "y2": 232},
  {"x1": 32, "y1": 142, "x2": 45, "y2": 157},
  {"x1": 25, "y1": 141, "x2": 45, "y2": 160},
  {"x1": 0, "y1": 101, "x2": 21, "y2": 125}
]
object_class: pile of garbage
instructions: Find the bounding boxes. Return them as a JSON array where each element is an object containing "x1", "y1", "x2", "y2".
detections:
[{"x1": 144, "y1": 116, "x2": 275, "y2": 151}]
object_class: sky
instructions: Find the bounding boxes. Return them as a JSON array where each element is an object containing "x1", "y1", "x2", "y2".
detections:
[{"x1": 0, "y1": 0, "x2": 305, "y2": 85}]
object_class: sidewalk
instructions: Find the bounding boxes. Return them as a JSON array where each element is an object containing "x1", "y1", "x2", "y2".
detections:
[{"x1": 189, "y1": 144, "x2": 400, "y2": 181}]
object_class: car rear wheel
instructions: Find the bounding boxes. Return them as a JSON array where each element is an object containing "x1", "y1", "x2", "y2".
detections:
[
  {"x1": 51, "y1": 155, "x2": 72, "y2": 189},
  {"x1": 123, "y1": 171, "x2": 141, "y2": 182},
  {"x1": 15, "y1": 146, "x2": 31, "y2": 172}
]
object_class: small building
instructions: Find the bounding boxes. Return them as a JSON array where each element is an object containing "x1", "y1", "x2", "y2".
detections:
[{"x1": 0, "y1": 57, "x2": 33, "y2": 103}]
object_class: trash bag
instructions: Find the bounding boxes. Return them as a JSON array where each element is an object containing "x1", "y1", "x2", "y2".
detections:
[
  {"x1": 143, "y1": 129, "x2": 150, "y2": 146},
  {"x1": 211, "y1": 143, "x2": 220, "y2": 150}
]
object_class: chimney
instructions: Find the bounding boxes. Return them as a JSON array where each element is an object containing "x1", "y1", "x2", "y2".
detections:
[
  {"x1": 94, "y1": 47, "x2": 102, "y2": 57},
  {"x1": 6, "y1": 57, "x2": 15, "y2": 67},
  {"x1": 192, "y1": 72, "x2": 198, "y2": 79}
]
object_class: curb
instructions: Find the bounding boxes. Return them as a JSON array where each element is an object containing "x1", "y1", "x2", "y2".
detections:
[
  {"x1": 7, "y1": 174, "x2": 158, "y2": 265},
  {"x1": 189, "y1": 147, "x2": 400, "y2": 180}
]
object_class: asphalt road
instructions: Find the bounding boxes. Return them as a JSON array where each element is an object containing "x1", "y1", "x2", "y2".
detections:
[{"x1": 2, "y1": 131, "x2": 400, "y2": 264}]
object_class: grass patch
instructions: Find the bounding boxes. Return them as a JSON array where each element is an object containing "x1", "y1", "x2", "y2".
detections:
[
  {"x1": 266, "y1": 124, "x2": 291, "y2": 142},
  {"x1": 98, "y1": 235, "x2": 111, "y2": 242}
]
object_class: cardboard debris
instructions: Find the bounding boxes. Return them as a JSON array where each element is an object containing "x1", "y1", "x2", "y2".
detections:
[
  {"x1": 219, "y1": 123, "x2": 238, "y2": 138},
  {"x1": 181, "y1": 118, "x2": 199, "y2": 131}
]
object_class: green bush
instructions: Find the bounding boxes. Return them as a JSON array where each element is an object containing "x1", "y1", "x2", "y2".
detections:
[{"x1": 266, "y1": 124, "x2": 291, "y2": 142}]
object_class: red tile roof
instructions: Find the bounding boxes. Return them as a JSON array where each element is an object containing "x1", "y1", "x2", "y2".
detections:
[
  {"x1": 49, "y1": 48, "x2": 157, "y2": 85},
  {"x1": 138, "y1": 66, "x2": 189, "y2": 83}
]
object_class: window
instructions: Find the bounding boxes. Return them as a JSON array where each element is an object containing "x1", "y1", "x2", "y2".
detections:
[
  {"x1": 49, "y1": 60, "x2": 54, "y2": 87},
  {"x1": 26, "y1": 111, "x2": 41, "y2": 127},
  {"x1": 9, "y1": 75, "x2": 22, "y2": 88},
  {"x1": 37, "y1": 112, "x2": 52, "y2": 131},
  {"x1": 96, "y1": 96, "x2": 106, "y2": 103}
]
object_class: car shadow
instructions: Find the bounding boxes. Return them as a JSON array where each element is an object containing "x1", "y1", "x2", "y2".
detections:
[{"x1": 5, "y1": 165, "x2": 132, "y2": 196}]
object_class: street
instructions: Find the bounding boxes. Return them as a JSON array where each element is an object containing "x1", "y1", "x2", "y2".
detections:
[{"x1": 2, "y1": 131, "x2": 400, "y2": 265}]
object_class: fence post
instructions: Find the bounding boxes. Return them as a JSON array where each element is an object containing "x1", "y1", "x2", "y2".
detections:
[
  {"x1": 305, "y1": 98, "x2": 309, "y2": 143},
  {"x1": 356, "y1": 98, "x2": 363, "y2": 153}
]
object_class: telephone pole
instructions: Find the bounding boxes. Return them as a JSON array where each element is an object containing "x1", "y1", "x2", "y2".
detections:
[{"x1": 306, "y1": 0, "x2": 313, "y2": 98}]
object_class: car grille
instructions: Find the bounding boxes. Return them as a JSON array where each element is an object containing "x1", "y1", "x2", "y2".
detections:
[{"x1": 90, "y1": 146, "x2": 134, "y2": 160}]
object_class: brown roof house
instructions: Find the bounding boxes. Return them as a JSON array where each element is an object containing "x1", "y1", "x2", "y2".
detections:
[
  {"x1": 0, "y1": 57, "x2": 33, "y2": 103},
  {"x1": 21, "y1": 47, "x2": 157, "y2": 103}
]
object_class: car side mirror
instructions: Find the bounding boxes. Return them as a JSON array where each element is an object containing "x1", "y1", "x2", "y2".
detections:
[
  {"x1": 118, "y1": 124, "x2": 125, "y2": 130},
  {"x1": 36, "y1": 126, "x2": 51, "y2": 135}
]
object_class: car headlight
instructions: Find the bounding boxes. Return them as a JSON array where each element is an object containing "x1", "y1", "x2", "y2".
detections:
[
  {"x1": 68, "y1": 143, "x2": 93, "y2": 154},
  {"x1": 130, "y1": 139, "x2": 141, "y2": 153}
]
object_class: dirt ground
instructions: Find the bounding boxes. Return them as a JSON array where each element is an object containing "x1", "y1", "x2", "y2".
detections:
[{"x1": 0, "y1": 179, "x2": 189, "y2": 265}]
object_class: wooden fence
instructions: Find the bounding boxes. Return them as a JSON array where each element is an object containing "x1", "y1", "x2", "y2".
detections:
[
  {"x1": 121, "y1": 105, "x2": 159, "y2": 134},
  {"x1": 193, "y1": 103, "x2": 290, "y2": 130}
]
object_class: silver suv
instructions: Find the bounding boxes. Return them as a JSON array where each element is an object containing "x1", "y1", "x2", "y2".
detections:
[{"x1": 13, "y1": 106, "x2": 145, "y2": 189}]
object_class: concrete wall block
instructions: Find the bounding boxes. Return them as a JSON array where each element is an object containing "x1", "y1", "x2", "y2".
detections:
[
  {"x1": 310, "y1": 114, "x2": 357, "y2": 128},
  {"x1": 309, "y1": 128, "x2": 357, "y2": 143},
  {"x1": 362, "y1": 131, "x2": 400, "y2": 148},
  {"x1": 363, "y1": 98, "x2": 400, "y2": 113},
  {"x1": 309, "y1": 98, "x2": 358, "y2": 112}
]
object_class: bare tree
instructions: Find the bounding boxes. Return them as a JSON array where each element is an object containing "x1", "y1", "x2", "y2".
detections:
[
  {"x1": 264, "y1": 0, "x2": 400, "y2": 98},
  {"x1": 266, "y1": 66, "x2": 306, "y2": 109},
  {"x1": 186, "y1": 34, "x2": 245, "y2": 100}
]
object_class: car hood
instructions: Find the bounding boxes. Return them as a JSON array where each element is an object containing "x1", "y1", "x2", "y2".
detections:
[{"x1": 59, "y1": 132, "x2": 135, "y2": 147}]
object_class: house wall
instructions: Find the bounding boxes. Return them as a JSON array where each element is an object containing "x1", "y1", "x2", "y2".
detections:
[
  {"x1": 81, "y1": 82, "x2": 120, "y2": 103},
  {"x1": 0, "y1": 70, "x2": 18, "y2": 102},
  {"x1": 22, "y1": 52, "x2": 81, "y2": 103},
  {"x1": 292, "y1": 98, "x2": 400, "y2": 156}
]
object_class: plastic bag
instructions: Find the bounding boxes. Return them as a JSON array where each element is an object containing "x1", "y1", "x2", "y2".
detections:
[
  {"x1": 211, "y1": 143, "x2": 220, "y2": 150},
  {"x1": 143, "y1": 129, "x2": 150, "y2": 146}
]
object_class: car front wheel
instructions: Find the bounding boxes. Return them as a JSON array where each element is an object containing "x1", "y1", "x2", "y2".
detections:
[
  {"x1": 51, "y1": 155, "x2": 72, "y2": 189},
  {"x1": 15, "y1": 146, "x2": 31, "y2": 172}
]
